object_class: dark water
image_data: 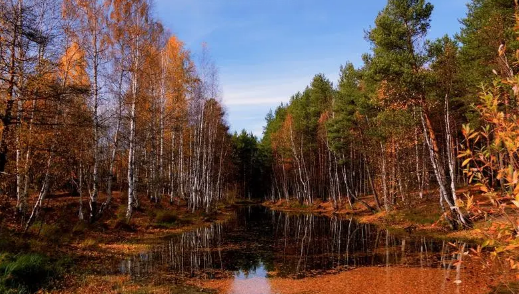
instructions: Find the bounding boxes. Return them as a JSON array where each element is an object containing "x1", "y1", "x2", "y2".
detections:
[{"x1": 120, "y1": 206, "x2": 466, "y2": 281}]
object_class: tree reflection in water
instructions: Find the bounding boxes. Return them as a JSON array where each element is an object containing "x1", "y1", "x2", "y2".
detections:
[{"x1": 120, "y1": 206, "x2": 467, "y2": 281}]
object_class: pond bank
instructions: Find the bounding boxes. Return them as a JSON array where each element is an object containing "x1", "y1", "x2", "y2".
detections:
[
  {"x1": 113, "y1": 205, "x2": 515, "y2": 294},
  {"x1": 262, "y1": 195, "x2": 490, "y2": 244},
  {"x1": 2, "y1": 193, "x2": 516, "y2": 293},
  {"x1": 0, "y1": 191, "x2": 237, "y2": 293}
]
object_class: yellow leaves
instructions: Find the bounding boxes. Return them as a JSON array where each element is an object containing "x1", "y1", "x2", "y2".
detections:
[
  {"x1": 481, "y1": 239, "x2": 494, "y2": 248},
  {"x1": 59, "y1": 41, "x2": 90, "y2": 88},
  {"x1": 455, "y1": 198, "x2": 465, "y2": 208},
  {"x1": 466, "y1": 194, "x2": 474, "y2": 210},
  {"x1": 457, "y1": 149, "x2": 472, "y2": 158},
  {"x1": 513, "y1": 184, "x2": 519, "y2": 200},
  {"x1": 504, "y1": 243, "x2": 519, "y2": 251},
  {"x1": 507, "y1": 258, "x2": 519, "y2": 270},
  {"x1": 461, "y1": 158, "x2": 471, "y2": 167}
]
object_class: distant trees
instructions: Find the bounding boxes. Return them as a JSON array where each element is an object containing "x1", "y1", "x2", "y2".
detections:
[{"x1": 231, "y1": 130, "x2": 269, "y2": 200}]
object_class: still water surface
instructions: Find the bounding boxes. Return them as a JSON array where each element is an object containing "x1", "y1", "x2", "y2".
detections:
[{"x1": 120, "y1": 206, "x2": 486, "y2": 293}]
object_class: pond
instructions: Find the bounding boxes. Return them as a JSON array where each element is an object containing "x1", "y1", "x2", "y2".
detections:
[{"x1": 119, "y1": 206, "x2": 496, "y2": 293}]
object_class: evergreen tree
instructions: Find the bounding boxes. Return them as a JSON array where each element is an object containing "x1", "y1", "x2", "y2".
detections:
[
  {"x1": 458, "y1": 0, "x2": 518, "y2": 87},
  {"x1": 365, "y1": 0, "x2": 470, "y2": 228}
]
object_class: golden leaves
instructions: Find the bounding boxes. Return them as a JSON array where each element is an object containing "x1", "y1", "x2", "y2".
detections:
[{"x1": 59, "y1": 41, "x2": 90, "y2": 87}]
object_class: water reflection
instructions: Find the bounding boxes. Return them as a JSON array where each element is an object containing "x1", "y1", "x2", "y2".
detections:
[
  {"x1": 120, "y1": 206, "x2": 468, "y2": 280},
  {"x1": 230, "y1": 262, "x2": 272, "y2": 294}
]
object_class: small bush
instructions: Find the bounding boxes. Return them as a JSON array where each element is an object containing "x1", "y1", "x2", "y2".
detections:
[
  {"x1": 0, "y1": 253, "x2": 60, "y2": 293},
  {"x1": 154, "y1": 210, "x2": 177, "y2": 224}
]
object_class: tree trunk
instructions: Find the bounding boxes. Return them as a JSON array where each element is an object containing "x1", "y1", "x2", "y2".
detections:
[{"x1": 421, "y1": 109, "x2": 470, "y2": 229}]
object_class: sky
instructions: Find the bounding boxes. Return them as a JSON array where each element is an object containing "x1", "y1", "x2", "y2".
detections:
[{"x1": 154, "y1": 0, "x2": 469, "y2": 137}]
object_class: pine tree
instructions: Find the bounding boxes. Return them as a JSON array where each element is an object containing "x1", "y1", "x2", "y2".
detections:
[{"x1": 365, "y1": 0, "x2": 470, "y2": 228}]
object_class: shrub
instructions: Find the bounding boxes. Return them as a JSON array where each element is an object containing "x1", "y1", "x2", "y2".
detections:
[{"x1": 0, "y1": 253, "x2": 60, "y2": 293}]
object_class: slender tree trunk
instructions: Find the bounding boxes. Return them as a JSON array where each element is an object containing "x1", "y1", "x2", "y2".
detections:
[
  {"x1": 90, "y1": 41, "x2": 100, "y2": 222},
  {"x1": 79, "y1": 160, "x2": 84, "y2": 220},
  {"x1": 14, "y1": 1, "x2": 24, "y2": 209},
  {"x1": 380, "y1": 143, "x2": 389, "y2": 211},
  {"x1": 421, "y1": 109, "x2": 469, "y2": 229},
  {"x1": 127, "y1": 70, "x2": 137, "y2": 220},
  {"x1": 25, "y1": 102, "x2": 60, "y2": 232}
]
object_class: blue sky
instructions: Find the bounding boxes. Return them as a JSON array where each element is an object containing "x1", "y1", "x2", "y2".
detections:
[{"x1": 154, "y1": 0, "x2": 469, "y2": 137}]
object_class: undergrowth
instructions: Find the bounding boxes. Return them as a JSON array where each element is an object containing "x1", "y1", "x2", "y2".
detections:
[{"x1": 0, "y1": 253, "x2": 70, "y2": 293}]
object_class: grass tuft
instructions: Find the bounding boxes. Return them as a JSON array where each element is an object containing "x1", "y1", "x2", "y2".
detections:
[{"x1": 0, "y1": 253, "x2": 65, "y2": 293}]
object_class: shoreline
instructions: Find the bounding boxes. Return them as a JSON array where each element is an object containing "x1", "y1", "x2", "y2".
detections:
[
  {"x1": 0, "y1": 193, "x2": 510, "y2": 293},
  {"x1": 0, "y1": 191, "x2": 236, "y2": 293},
  {"x1": 261, "y1": 197, "x2": 488, "y2": 244}
]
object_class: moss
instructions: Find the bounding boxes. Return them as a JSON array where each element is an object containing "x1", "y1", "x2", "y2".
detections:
[
  {"x1": 401, "y1": 210, "x2": 442, "y2": 225},
  {"x1": 288, "y1": 202, "x2": 309, "y2": 209}
]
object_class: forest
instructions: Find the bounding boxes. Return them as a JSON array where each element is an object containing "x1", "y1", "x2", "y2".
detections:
[{"x1": 1, "y1": 0, "x2": 519, "y2": 293}]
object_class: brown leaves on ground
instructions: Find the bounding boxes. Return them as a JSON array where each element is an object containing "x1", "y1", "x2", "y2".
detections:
[{"x1": 197, "y1": 263, "x2": 501, "y2": 294}]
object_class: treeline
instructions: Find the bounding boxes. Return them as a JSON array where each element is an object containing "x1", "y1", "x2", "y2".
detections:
[
  {"x1": 0, "y1": 0, "x2": 237, "y2": 228},
  {"x1": 261, "y1": 0, "x2": 516, "y2": 229}
]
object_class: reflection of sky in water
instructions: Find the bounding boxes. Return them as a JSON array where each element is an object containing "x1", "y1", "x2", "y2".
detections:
[
  {"x1": 230, "y1": 261, "x2": 272, "y2": 294},
  {"x1": 120, "y1": 206, "x2": 472, "y2": 288}
]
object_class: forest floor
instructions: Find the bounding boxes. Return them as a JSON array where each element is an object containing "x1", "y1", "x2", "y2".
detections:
[{"x1": 0, "y1": 191, "x2": 238, "y2": 293}]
